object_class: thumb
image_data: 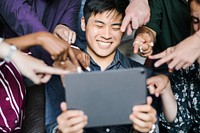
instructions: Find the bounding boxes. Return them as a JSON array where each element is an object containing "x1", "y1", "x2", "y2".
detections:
[
  {"x1": 147, "y1": 96, "x2": 153, "y2": 105},
  {"x1": 60, "y1": 102, "x2": 68, "y2": 112},
  {"x1": 25, "y1": 71, "x2": 41, "y2": 85},
  {"x1": 121, "y1": 15, "x2": 131, "y2": 32}
]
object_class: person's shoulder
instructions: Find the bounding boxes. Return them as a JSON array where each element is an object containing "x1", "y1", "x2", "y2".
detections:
[{"x1": 119, "y1": 53, "x2": 143, "y2": 68}]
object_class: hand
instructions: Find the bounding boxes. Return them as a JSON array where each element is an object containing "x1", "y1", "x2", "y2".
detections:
[
  {"x1": 53, "y1": 60, "x2": 78, "y2": 71},
  {"x1": 130, "y1": 97, "x2": 157, "y2": 133},
  {"x1": 71, "y1": 47, "x2": 90, "y2": 71},
  {"x1": 53, "y1": 47, "x2": 90, "y2": 71},
  {"x1": 150, "y1": 33, "x2": 200, "y2": 70},
  {"x1": 149, "y1": 47, "x2": 175, "y2": 72},
  {"x1": 54, "y1": 24, "x2": 76, "y2": 44},
  {"x1": 147, "y1": 75, "x2": 170, "y2": 97},
  {"x1": 121, "y1": 0, "x2": 150, "y2": 34},
  {"x1": 11, "y1": 51, "x2": 70, "y2": 84},
  {"x1": 133, "y1": 33, "x2": 153, "y2": 57},
  {"x1": 57, "y1": 102, "x2": 88, "y2": 133}
]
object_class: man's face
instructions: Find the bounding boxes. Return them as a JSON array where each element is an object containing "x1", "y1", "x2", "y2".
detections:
[
  {"x1": 190, "y1": 1, "x2": 200, "y2": 32},
  {"x1": 81, "y1": 10, "x2": 123, "y2": 60}
]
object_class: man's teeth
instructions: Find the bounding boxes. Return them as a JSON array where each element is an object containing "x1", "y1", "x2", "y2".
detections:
[{"x1": 98, "y1": 41, "x2": 111, "y2": 46}]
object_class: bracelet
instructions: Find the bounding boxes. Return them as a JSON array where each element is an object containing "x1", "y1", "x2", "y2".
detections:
[
  {"x1": 4, "y1": 45, "x2": 17, "y2": 63},
  {"x1": 149, "y1": 124, "x2": 156, "y2": 133},
  {"x1": 70, "y1": 45, "x2": 80, "y2": 50},
  {"x1": 0, "y1": 38, "x2": 5, "y2": 45}
]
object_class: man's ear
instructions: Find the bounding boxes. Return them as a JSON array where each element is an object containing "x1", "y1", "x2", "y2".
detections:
[{"x1": 81, "y1": 17, "x2": 86, "y2": 31}]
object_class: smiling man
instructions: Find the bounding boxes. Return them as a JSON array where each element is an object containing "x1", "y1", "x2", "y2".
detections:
[
  {"x1": 82, "y1": 8, "x2": 124, "y2": 71},
  {"x1": 52, "y1": 0, "x2": 159, "y2": 133}
]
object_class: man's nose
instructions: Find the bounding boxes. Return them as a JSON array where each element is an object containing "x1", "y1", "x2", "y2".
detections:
[{"x1": 101, "y1": 27, "x2": 112, "y2": 39}]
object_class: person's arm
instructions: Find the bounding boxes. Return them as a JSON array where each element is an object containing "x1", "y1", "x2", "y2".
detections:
[
  {"x1": 159, "y1": 72, "x2": 193, "y2": 132},
  {"x1": 4, "y1": 32, "x2": 70, "y2": 57},
  {"x1": 147, "y1": 75, "x2": 177, "y2": 122},
  {"x1": 159, "y1": 79, "x2": 177, "y2": 122},
  {"x1": 0, "y1": 0, "x2": 47, "y2": 35},
  {"x1": 0, "y1": 41, "x2": 70, "y2": 84},
  {"x1": 121, "y1": 0, "x2": 150, "y2": 33}
]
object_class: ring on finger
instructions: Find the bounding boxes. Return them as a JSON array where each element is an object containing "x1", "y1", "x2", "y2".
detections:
[
  {"x1": 149, "y1": 124, "x2": 156, "y2": 133},
  {"x1": 149, "y1": 42, "x2": 154, "y2": 47},
  {"x1": 139, "y1": 45, "x2": 143, "y2": 53},
  {"x1": 133, "y1": 41, "x2": 141, "y2": 46}
]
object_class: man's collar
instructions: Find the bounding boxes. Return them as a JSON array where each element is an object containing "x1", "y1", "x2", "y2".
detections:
[{"x1": 84, "y1": 48, "x2": 130, "y2": 70}]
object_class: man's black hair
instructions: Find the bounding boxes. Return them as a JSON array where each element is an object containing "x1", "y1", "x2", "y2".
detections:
[{"x1": 83, "y1": 0, "x2": 129, "y2": 24}]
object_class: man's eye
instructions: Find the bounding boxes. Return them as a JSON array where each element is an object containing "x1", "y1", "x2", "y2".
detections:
[
  {"x1": 112, "y1": 26, "x2": 120, "y2": 31},
  {"x1": 96, "y1": 25, "x2": 103, "y2": 28}
]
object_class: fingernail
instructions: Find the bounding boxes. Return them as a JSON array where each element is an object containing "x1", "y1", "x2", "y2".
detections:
[
  {"x1": 86, "y1": 67, "x2": 91, "y2": 72},
  {"x1": 154, "y1": 63, "x2": 158, "y2": 67},
  {"x1": 149, "y1": 42, "x2": 154, "y2": 47},
  {"x1": 79, "y1": 111, "x2": 84, "y2": 115},
  {"x1": 77, "y1": 67, "x2": 83, "y2": 73},
  {"x1": 60, "y1": 61, "x2": 65, "y2": 65},
  {"x1": 156, "y1": 93, "x2": 159, "y2": 97}
]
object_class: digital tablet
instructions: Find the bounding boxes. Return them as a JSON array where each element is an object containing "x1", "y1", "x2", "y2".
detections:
[{"x1": 64, "y1": 67, "x2": 147, "y2": 128}]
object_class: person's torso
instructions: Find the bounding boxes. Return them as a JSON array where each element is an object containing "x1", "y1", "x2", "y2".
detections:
[{"x1": 0, "y1": 61, "x2": 26, "y2": 132}]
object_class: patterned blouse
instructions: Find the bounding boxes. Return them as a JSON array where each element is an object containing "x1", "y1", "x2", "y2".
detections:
[
  {"x1": 159, "y1": 62, "x2": 200, "y2": 133},
  {"x1": 0, "y1": 61, "x2": 25, "y2": 133}
]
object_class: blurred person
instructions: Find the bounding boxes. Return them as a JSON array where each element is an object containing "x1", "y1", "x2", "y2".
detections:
[
  {"x1": 0, "y1": 0, "x2": 82, "y2": 65},
  {"x1": 148, "y1": 0, "x2": 200, "y2": 132},
  {"x1": 135, "y1": 0, "x2": 200, "y2": 133},
  {"x1": 0, "y1": 32, "x2": 80, "y2": 132}
]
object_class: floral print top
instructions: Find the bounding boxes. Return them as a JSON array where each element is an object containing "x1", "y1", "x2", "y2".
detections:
[{"x1": 159, "y1": 62, "x2": 200, "y2": 133}]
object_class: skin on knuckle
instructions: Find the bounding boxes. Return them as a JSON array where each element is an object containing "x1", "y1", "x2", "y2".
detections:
[
  {"x1": 133, "y1": 124, "x2": 139, "y2": 131},
  {"x1": 63, "y1": 128, "x2": 70, "y2": 133},
  {"x1": 146, "y1": 106, "x2": 151, "y2": 112},
  {"x1": 34, "y1": 79, "x2": 40, "y2": 85},
  {"x1": 70, "y1": 126, "x2": 78, "y2": 132}
]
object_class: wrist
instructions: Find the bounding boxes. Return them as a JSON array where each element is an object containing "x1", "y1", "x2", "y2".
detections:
[
  {"x1": 35, "y1": 32, "x2": 48, "y2": 47},
  {"x1": 0, "y1": 42, "x2": 17, "y2": 61},
  {"x1": 4, "y1": 45, "x2": 17, "y2": 63}
]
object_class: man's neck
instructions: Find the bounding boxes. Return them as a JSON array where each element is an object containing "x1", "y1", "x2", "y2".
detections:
[{"x1": 86, "y1": 48, "x2": 116, "y2": 71}]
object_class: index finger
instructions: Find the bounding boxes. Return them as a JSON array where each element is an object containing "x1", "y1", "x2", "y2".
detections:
[
  {"x1": 60, "y1": 102, "x2": 68, "y2": 112},
  {"x1": 67, "y1": 48, "x2": 80, "y2": 67},
  {"x1": 149, "y1": 51, "x2": 166, "y2": 60},
  {"x1": 121, "y1": 15, "x2": 132, "y2": 32},
  {"x1": 40, "y1": 66, "x2": 71, "y2": 75},
  {"x1": 154, "y1": 53, "x2": 175, "y2": 67}
]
